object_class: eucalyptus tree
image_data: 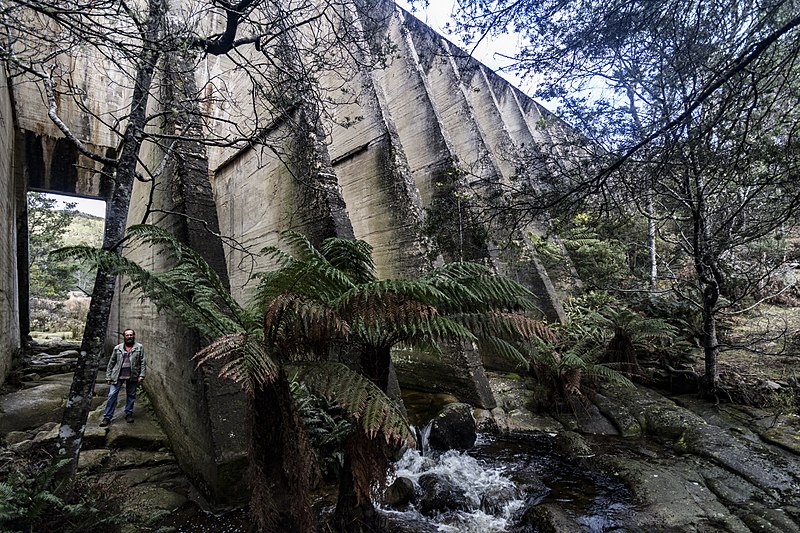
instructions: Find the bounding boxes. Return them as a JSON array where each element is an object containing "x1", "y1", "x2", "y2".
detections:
[
  {"x1": 0, "y1": 0, "x2": 386, "y2": 475},
  {"x1": 417, "y1": 0, "x2": 800, "y2": 391}
]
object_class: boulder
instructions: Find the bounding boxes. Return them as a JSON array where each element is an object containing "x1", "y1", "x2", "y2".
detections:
[
  {"x1": 479, "y1": 484, "x2": 522, "y2": 515},
  {"x1": 474, "y1": 408, "x2": 499, "y2": 434},
  {"x1": 78, "y1": 449, "x2": 111, "y2": 471},
  {"x1": 0, "y1": 381, "x2": 70, "y2": 435},
  {"x1": 553, "y1": 430, "x2": 593, "y2": 457},
  {"x1": 516, "y1": 503, "x2": 582, "y2": 533},
  {"x1": 383, "y1": 476, "x2": 415, "y2": 509},
  {"x1": 567, "y1": 396, "x2": 619, "y2": 435},
  {"x1": 417, "y1": 473, "x2": 470, "y2": 515},
  {"x1": 428, "y1": 403, "x2": 476, "y2": 451}
]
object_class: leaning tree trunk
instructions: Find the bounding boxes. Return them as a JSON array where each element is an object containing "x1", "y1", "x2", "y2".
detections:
[
  {"x1": 53, "y1": 0, "x2": 165, "y2": 479},
  {"x1": 249, "y1": 367, "x2": 318, "y2": 533}
]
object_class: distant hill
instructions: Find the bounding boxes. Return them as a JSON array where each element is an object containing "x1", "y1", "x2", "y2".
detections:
[{"x1": 63, "y1": 211, "x2": 104, "y2": 248}]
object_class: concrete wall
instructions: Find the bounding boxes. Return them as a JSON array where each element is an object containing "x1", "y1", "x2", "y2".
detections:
[
  {"x1": 0, "y1": 66, "x2": 20, "y2": 386},
  {"x1": 1, "y1": 0, "x2": 574, "y2": 504}
]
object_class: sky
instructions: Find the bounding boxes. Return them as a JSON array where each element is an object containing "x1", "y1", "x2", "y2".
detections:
[
  {"x1": 394, "y1": 0, "x2": 537, "y2": 96},
  {"x1": 43, "y1": 193, "x2": 107, "y2": 218}
]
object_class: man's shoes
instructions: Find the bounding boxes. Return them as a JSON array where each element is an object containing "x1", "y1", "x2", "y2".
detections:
[
  {"x1": 99, "y1": 418, "x2": 111, "y2": 427},
  {"x1": 125, "y1": 414, "x2": 134, "y2": 423}
]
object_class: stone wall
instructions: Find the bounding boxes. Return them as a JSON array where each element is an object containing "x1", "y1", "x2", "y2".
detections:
[{"x1": 0, "y1": 66, "x2": 19, "y2": 386}]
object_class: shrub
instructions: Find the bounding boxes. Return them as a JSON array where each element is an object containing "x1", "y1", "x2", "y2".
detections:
[{"x1": 0, "y1": 449, "x2": 122, "y2": 533}]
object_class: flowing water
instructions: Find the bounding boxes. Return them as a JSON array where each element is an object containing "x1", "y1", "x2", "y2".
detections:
[
  {"x1": 158, "y1": 432, "x2": 634, "y2": 532},
  {"x1": 384, "y1": 431, "x2": 633, "y2": 532}
]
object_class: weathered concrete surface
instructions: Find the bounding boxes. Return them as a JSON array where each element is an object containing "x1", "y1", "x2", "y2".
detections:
[
  {"x1": 2, "y1": 0, "x2": 575, "y2": 506},
  {"x1": 0, "y1": 66, "x2": 20, "y2": 388},
  {"x1": 121, "y1": 146, "x2": 248, "y2": 506}
]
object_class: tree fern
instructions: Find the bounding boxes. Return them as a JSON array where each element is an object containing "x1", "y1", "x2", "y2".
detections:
[
  {"x1": 293, "y1": 363, "x2": 414, "y2": 446},
  {"x1": 54, "y1": 224, "x2": 253, "y2": 339}
]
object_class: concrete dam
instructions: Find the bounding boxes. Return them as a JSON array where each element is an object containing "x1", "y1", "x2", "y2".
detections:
[{"x1": 0, "y1": 0, "x2": 571, "y2": 503}]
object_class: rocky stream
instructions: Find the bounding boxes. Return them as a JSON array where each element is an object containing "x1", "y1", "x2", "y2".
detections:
[{"x1": 1, "y1": 338, "x2": 799, "y2": 532}]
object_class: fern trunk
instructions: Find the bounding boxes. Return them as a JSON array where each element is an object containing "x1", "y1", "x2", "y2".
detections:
[
  {"x1": 54, "y1": 0, "x2": 165, "y2": 480},
  {"x1": 334, "y1": 428, "x2": 389, "y2": 533},
  {"x1": 333, "y1": 346, "x2": 393, "y2": 532},
  {"x1": 249, "y1": 368, "x2": 317, "y2": 533},
  {"x1": 360, "y1": 345, "x2": 392, "y2": 392}
]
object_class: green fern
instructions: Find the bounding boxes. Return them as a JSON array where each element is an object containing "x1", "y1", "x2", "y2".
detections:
[{"x1": 292, "y1": 363, "x2": 414, "y2": 446}]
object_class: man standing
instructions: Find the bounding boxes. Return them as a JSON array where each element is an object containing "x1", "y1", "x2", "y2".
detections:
[{"x1": 99, "y1": 329, "x2": 146, "y2": 426}]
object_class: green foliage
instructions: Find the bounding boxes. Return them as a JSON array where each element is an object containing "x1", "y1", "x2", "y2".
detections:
[
  {"x1": 55, "y1": 224, "x2": 256, "y2": 341},
  {"x1": 559, "y1": 292, "x2": 690, "y2": 377},
  {"x1": 60, "y1": 226, "x2": 557, "y2": 440},
  {"x1": 291, "y1": 379, "x2": 353, "y2": 481},
  {"x1": 62, "y1": 213, "x2": 104, "y2": 295},
  {"x1": 0, "y1": 452, "x2": 121, "y2": 533},
  {"x1": 421, "y1": 174, "x2": 490, "y2": 261},
  {"x1": 26, "y1": 194, "x2": 103, "y2": 334},
  {"x1": 256, "y1": 231, "x2": 549, "y2": 371},
  {"x1": 27, "y1": 192, "x2": 79, "y2": 299},
  {"x1": 515, "y1": 290, "x2": 699, "y2": 407},
  {"x1": 540, "y1": 213, "x2": 644, "y2": 290},
  {"x1": 293, "y1": 362, "x2": 414, "y2": 446}
]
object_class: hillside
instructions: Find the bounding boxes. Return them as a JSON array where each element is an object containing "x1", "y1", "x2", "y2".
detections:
[{"x1": 63, "y1": 212, "x2": 103, "y2": 248}]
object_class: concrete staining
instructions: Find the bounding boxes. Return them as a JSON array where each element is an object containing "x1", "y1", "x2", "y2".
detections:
[
  {"x1": 0, "y1": 67, "x2": 19, "y2": 386},
  {"x1": 0, "y1": 1, "x2": 571, "y2": 505}
]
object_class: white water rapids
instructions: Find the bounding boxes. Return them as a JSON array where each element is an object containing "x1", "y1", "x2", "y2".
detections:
[{"x1": 384, "y1": 435, "x2": 526, "y2": 532}]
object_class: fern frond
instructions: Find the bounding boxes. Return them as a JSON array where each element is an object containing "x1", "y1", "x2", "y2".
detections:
[
  {"x1": 423, "y1": 261, "x2": 493, "y2": 281},
  {"x1": 477, "y1": 336, "x2": 530, "y2": 369},
  {"x1": 334, "y1": 280, "x2": 449, "y2": 312},
  {"x1": 278, "y1": 230, "x2": 328, "y2": 263},
  {"x1": 427, "y1": 269, "x2": 538, "y2": 313},
  {"x1": 119, "y1": 225, "x2": 252, "y2": 335},
  {"x1": 193, "y1": 333, "x2": 279, "y2": 393},
  {"x1": 263, "y1": 293, "x2": 349, "y2": 357},
  {"x1": 293, "y1": 363, "x2": 415, "y2": 446},
  {"x1": 454, "y1": 312, "x2": 557, "y2": 343},
  {"x1": 250, "y1": 257, "x2": 356, "y2": 309},
  {"x1": 320, "y1": 237, "x2": 377, "y2": 285}
]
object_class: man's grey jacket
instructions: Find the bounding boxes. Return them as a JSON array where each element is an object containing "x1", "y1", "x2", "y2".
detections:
[{"x1": 106, "y1": 342, "x2": 146, "y2": 383}]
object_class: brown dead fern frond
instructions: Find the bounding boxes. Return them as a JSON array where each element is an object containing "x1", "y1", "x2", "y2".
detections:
[
  {"x1": 193, "y1": 333, "x2": 279, "y2": 394},
  {"x1": 193, "y1": 333, "x2": 248, "y2": 367},
  {"x1": 263, "y1": 292, "x2": 349, "y2": 356}
]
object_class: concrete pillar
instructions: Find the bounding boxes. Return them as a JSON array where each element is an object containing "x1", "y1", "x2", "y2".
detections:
[
  {"x1": 334, "y1": 4, "x2": 497, "y2": 408},
  {"x1": 1, "y1": 69, "x2": 21, "y2": 386}
]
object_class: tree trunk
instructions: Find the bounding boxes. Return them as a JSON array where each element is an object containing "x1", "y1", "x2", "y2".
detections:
[
  {"x1": 360, "y1": 345, "x2": 391, "y2": 392},
  {"x1": 334, "y1": 428, "x2": 389, "y2": 533},
  {"x1": 646, "y1": 190, "x2": 658, "y2": 290},
  {"x1": 53, "y1": 0, "x2": 165, "y2": 479},
  {"x1": 334, "y1": 345, "x2": 393, "y2": 532},
  {"x1": 249, "y1": 368, "x2": 317, "y2": 533},
  {"x1": 700, "y1": 282, "x2": 720, "y2": 391}
]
